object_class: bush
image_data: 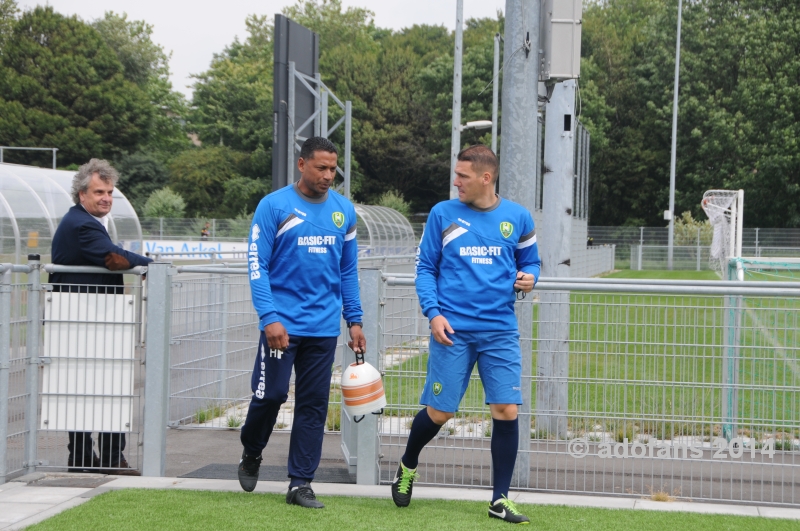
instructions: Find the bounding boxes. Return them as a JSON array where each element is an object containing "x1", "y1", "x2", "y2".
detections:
[
  {"x1": 143, "y1": 187, "x2": 186, "y2": 218},
  {"x1": 378, "y1": 189, "x2": 411, "y2": 218},
  {"x1": 673, "y1": 211, "x2": 713, "y2": 246}
]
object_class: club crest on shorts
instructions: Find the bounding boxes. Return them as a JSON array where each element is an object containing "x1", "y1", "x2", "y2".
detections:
[
  {"x1": 433, "y1": 382, "x2": 442, "y2": 395},
  {"x1": 500, "y1": 221, "x2": 513, "y2": 238},
  {"x1": 332, "y1": 212, "x2": 345, "y2": 228}
]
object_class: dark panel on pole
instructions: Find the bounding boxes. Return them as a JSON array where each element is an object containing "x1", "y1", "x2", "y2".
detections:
[{"x1": 273, "y1": 14, "x2": 319, "y2": 191}]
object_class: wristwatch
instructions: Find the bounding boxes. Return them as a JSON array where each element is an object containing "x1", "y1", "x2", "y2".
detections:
[{"x1": 347, "y1": 321, "x2": 363, "y2": 329}]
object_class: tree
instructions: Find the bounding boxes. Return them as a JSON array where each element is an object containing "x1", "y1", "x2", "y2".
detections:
[
  {"x1": 377, "y1": 190, "x2": 411, "y2": 218},
  {"x1": 92, "y1": 11, "x2": 190, "y2": 155},
  {"x1": 581, "y1": 0, "x2": 800, "y2": 228},
  {"x1": 116, "y1": 152, "x2": 170, "y2": 214},
  {"x1": 143, "y1": 187, "x2": 186, "y2": 218},
  {"x1": 190, "y1": 15, "x2": 273, "y2": 169},
  {"x1": 0, "y1": 7, "x2": 153, "y2": 165},
  {"x1": 0, "y1": 0, "x2": 17, "y2": 53},
  {"x1": 168, "y1": 146, "x2": 267, "y2": 217}
]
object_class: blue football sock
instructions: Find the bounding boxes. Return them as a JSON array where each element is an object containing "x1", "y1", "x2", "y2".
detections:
[
  {"x1": 401, "y1": 408, "x2": 443, "y2": 469},
  {"x1": 491, "y1": 417, "x2": 519, "y2": 503}
]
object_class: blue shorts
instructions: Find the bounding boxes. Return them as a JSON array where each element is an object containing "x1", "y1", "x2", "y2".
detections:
[{"x1": 420, "y1": 329, "x2": 522, "y2": 412}]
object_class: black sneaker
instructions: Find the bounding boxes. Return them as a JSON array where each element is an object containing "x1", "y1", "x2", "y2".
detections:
[
  {"x1": 488, "y1": 496, "x2": 530, "y2": 524},
  {"x1": 391, "y1": 463, "x2": 419, "y2": 507},
  {"x1": 286, "y1": 482, "x2": 324, "y2": 508},
  {"x1": 237, "y1": 451, "x2": 262, "y2": 492}
]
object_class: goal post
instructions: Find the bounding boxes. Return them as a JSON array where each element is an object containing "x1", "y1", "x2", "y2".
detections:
[{"x1": 701, "y1": 189, "x2": 744, "y2": 279}]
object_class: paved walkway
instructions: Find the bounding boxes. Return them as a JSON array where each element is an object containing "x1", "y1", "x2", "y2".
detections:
[{"x1": 2, "y1": 472, "x2": 800, "y2": 530}]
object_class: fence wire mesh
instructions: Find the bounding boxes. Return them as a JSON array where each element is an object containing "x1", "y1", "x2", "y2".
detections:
[
  {"x1": 4, "y1": 280, "x2": 30, "y2": 477},
  {"x1": 378, "y1": 285, "x2": 800, "y2": 506},
  {"x1": 167, "y1": 272, "x2": 346, "y2": 434}
]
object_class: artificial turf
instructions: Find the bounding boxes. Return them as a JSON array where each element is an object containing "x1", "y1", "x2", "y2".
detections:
[{"x1": 26, "y1": 489, "x2": 799, "y2": 531}]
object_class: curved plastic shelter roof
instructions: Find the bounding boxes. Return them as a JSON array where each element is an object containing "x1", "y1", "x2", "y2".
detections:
[
  {"x1": 354, "y1": 204, "x2": 416, "y2": 257},
  {"x1": 0, "y1": 163, "x2": 142, "y2": 263}
]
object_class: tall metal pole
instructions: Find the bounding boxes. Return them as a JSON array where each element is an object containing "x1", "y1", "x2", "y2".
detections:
[
  {"x1": 344, "y1": 101, "x2": 352, "y2": 200},
  {"x1": 287, "y1": 61, "x2": 296, "y2": 186},
  {"x1": 538, "y1": 80, "x2": 576, "y2": 441},
  {"x1": 499, "y1": 0, "x2": 540, "y2": 489},
  {"x1": 52, "y1": 148, "x2": 57, "y2": 170},
  {"x1": 491, "y1": 33, "x2": 500, "y2": 154},
  {"x1": 667, "y1": 0, "x2": 683, "y2": 270},
  {"x1": 449, "y1": 0, "x2": 464, "y2": 199}
]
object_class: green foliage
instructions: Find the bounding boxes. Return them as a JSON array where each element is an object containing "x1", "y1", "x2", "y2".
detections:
[
  {"x1": 143, "y1": 187, "x2": 186, "y2": 218},
  {"x1": 116, "y1": 152, "x2": 170, "y2": 214},
  {"x1": 0, "y1": 0, "x2": 17, "y2": 53},
  {"x1": 168, "y1": 146, "x2": 267, "y2": 217},
  {"x1": 581, "y1": 0, "x2": 800, "y2": 228},
  {"x1": 92, "y1": 12, "x2": 169, "y2": 87},
  {"x1": 672, "y1": 211, "x2": 713, "y2": 246},
  {"x1": 0, "y1": 6, "x2": 153, "y2": 166},
  {"x1": 377, "y1": 189, "x2": 412, "y2": 218},
  {"x1": 223, "y1": 176, "x2": 269, "y2": 215},
  {"x1": 92, "y1": 11, "x2": 190, "y2": 156},
  {"x1": 189, "y1": 14, "x2": 273, "y2": 178}
]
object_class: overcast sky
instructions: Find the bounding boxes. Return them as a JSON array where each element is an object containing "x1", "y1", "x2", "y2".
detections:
[{"x1": 18, "y1": 1, "x2": 506, "y2": 98}]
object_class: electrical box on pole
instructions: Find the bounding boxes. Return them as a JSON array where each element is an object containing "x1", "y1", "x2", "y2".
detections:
[{"x1": 539, "y1": 0, "x2": 582, "y2": 81}]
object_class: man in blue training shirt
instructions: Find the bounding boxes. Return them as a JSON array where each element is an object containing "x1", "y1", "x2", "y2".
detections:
[
  {"x1": 392, "y1": 145, "x2": 540, "y2": 524},
  {"x1": 238, "y1": 137, "x2": 366, "y2": 508}
]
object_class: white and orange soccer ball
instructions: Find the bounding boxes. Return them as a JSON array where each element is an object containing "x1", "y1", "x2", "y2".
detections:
[{"x1": 341, "y1": 359, "x2": 386, "y2": 417}]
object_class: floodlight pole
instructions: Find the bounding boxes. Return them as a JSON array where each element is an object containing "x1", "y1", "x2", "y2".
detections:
[
  {"x1": 667, "y1": 0, "x2": 683, "y2": 270},
  {"x1": 449, "y1": 0, "x2": 464, "y2": 199},
  {"x1": 499, "y1": 0, "x2": 540, "y2": 489},
  {"x1": 491, "y1": 33, "x2": 500, "y2": 154}
]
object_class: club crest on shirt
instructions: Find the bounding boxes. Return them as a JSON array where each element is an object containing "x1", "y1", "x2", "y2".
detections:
[
  {"x1": 500, "y1": 221, "x2": 513, "y2": 238},
  {"x1": 332, "y1": 211, "x2": 345, "y2": 228},
  {"x1": 433, "y1": 382, "x2": 442, "y2": 395}
]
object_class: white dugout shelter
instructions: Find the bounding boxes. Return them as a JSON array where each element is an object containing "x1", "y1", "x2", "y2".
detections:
[{"x1": 0, "y1": 163, "x2": 143, "y2": 263}]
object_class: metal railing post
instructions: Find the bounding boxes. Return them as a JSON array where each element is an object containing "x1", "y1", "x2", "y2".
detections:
[
  {"x1": 357, "y1": 269, "x2": 381, "y2": 485},
  {"x1": 0, "y1": 265, "x2": 12, "y2": 483},
  {"x1": 696, "y1": 227, "x2": 701, "y2": 271},
  {"x1": 24, "y1": 254, "x2": 41, "y2": 474},
  {"x1": 218, "y1": 275, "x2": 229, "y2": 400},
  {"x1": 142, "y1": 262, "x2": 174, "y2": 476}
]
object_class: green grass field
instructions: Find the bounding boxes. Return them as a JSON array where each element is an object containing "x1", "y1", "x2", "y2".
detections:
[
  {"x1": 383, "y1": 269, "x2": 800, "y2": 439},
  {"x1": 26, "y1": 489, "x2": 800, "y2": 531},
  {"x1": 605, "y1": 269, "x2": 721, "y2": 280}
]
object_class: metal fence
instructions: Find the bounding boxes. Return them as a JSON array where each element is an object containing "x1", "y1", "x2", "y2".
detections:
[
  {"x1": 591, "y1": 226, "x2": 800, "y2": 269},
  {"x1": 378, "y1": 276, "x2": 800, "y2": 506},
  {"x1": 4, "y1": 258, "x2": 800, "y2": 507},
  {"x1": 0, "y1": 260, "x2": 145, "y2": 479}
]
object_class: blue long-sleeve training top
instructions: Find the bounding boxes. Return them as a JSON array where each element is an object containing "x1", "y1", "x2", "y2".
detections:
[
  {"x1": 415, "y1": 197, "x2": 541, "y2": 332},
  {"x1": 249, "y1": 183, "x2": 363, "y2": 336}
]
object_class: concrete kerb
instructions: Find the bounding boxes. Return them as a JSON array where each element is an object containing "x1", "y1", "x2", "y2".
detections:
[{"x1": 3, "y1": 473, "x2": 799, "y2": 528}]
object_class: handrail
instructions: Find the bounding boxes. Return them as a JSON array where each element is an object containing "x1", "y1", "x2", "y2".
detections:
[
  {"x1": 382, "y1": 275, "x2": 800, "y2": 297},
  {"x1": 43, "y1": 264, "x2": 147, "y2": 275}
]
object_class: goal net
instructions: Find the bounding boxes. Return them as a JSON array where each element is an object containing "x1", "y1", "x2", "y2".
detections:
[{"x1": 701, "y1": 190, "x2": 743, "y2": 279}]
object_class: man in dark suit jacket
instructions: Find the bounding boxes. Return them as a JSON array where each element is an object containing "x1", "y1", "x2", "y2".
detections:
[{"x1": 50, "y1": 158, "x2": 152, "y2": 476}]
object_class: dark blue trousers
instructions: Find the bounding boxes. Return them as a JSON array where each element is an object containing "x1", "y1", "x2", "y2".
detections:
[{"x1": 240, "y1": 332, "x2": 337, "y2": 482}]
